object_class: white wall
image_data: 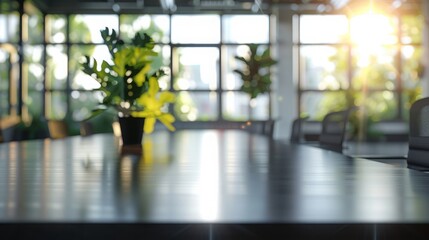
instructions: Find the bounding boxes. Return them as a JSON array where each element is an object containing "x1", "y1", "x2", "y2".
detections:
[{"x1": 272, "y1": 7, "x2": 296, "y2": 141}]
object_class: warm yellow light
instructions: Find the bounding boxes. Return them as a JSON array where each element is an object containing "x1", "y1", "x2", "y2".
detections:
[
  {"x1": 350, "y1": 12, "x2": 394, "y2": 66},
  {"x1": 351, "y1": 13, "x2": 392, "y2": 47}
]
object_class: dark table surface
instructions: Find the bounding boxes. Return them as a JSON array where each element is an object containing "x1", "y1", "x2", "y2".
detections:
[
  {"x1": 344, "y1": 141, "x2": 409, "y2": 159},
  {"x1": 0, "y1": 129, "x2": 428, "y2": 225}
]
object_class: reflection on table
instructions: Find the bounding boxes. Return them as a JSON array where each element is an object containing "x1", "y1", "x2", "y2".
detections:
[
  {"x1": 344, "y1": 141, "x2": 409, "y2": 159},
  {"x1": 1, "y1": 130, "x2": 429, "y2": 223},
  {"x1": 1, "y1": 130, "x2": 429, "y2": 239}
]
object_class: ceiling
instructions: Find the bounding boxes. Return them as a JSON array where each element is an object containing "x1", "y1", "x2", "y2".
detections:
[{"x1": 31, "y1": 0, "x2": 421, "y2": 14}]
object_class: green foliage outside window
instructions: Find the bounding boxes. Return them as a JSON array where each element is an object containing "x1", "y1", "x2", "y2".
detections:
[{"x1": 299, "y1": 13, "x2": 423, "y2": 140}]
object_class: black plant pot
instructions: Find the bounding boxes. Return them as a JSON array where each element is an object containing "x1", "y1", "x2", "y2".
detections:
[{"x1": 118, "y1": 116, "x2": 145, "y2": 153}]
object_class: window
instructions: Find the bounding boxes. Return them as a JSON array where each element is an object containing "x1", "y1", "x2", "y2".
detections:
[
  {"x1": 63, "y1": 14, "x2": 274, "y2": 127},
  {"x1": 0, "y1": 1, "x2": 275, "y2": 138},
  {"x1": 22, "y1": 2, "x2": 44, "y2": 120},
  {"x1": 296, "y1": 13, "x2": 423, "y2": 126},
  {"x1": 0, "y1": 0, "x2": 19, "y2": 117}
]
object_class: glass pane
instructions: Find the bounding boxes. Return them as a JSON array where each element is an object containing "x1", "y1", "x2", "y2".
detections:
[
  {"x1": 222, "y1": 92, "x2": 249, "y2": 120},
  {"x1": 23, "y1": 3, "x2": 43, "y2": 44},
  {"x1": 0, "y1": 92, "x2": 7, "y2": 117},
  {"x1": 46, "y1": 15, "x2": 67, "y2": 43},
  {"x1": 70, "y1": 44, "x2": 108, "y2": 90},
  {"x1": 350, "y1": 14, "x2": 397, "y2": 45},
  {"x1": 120, "y1": 15, "x2": 170, "y2": 43},
  {"x1": 0, "y1": 49, "x2": 10, "y2": 91},
  {"x1": 222, "y1": 92, "x2": 269, "y2": 121},
  {"x1": 1, "y1": 44, "x2": 19, "y2": 115},
  {"x1": 401, "y1": 15, "x2": 423, "y2": 44},
  {"x1": 69, "y1": 15, "x2": 119, "y2": 43},
  {"x1": 173, "y1": 47, "x2": 219, "y2": 90},
  {"x1": 46, "y1": 91, "x2": 67, "y2": 119},
  {"x1": 27, "y1": 90, "x2": 43, "y2": 117},
  {"x1": 174, "y1": 91, "x2": 218, "y2": 121},
  {"x1": 152, "y1": 45, "x2": 171, "y2": 90},
  {"x1": 301, "y1": 91, "x2": 348, "y2": 120},
  {"x1": 355, "y1": 91, "x2": 397, "y2": 121},
  {"x1": 70, "y1": 91, "x2": 103, "y2": 121},
  {"x1": 300, "y1": 15, "x2": 348, "y2": 44},
  {"x1": 251, "y1": 94, "x2": 270, "y2": 120},
  {"x1": 222, "y1": 15, "x2": 269, "y2": 43},
  {"x1": 171, "y1": 15, "x2": 220, "y2": 44},
  {"x1": 46, "y1": 44, "x2": 68, "y2": 90},
  {"x1": 23, "y1": 45, "x2": 44, "y2": 91},
  {"x1": 0, "y1": 13, "x2": 19, "y2": 42},
  {"x1": 402, "y1": 46, "x2": 422, "y2": 89},
  {"x1": 352, "y1": 46, "x2": 396, "y2": 90},
  {"x1": 222, "y1": 45, "x2": 244, "y2": 90},
  {"x1": 300, "y1": 46, "x2": 348, "y2": 90}
]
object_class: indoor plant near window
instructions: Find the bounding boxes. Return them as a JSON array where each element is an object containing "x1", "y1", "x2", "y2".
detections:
[
  {"x1": 233, "y1": 44, "x2": 277, "y2": 129},
  {"x1": 81, "y1": 27, "x2": 175, "y2": 151},
  {"x1": 233, "y1": 43, "x2": 277, "y2": 99}
]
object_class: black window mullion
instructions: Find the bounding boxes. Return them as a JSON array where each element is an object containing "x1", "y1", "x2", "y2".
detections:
[
  {"x1": 6, "y1": 52, "x2": 12, "y2": 116},
  {"x1": 297, "y1": 13, "x2": 302, "y2": 117},
  {"x1": 17, "y1": 0, "x2": 24, "y2": 116},
  {"x1": 168, "y1": 13, "x2": 175, "y2": 116},
  {"x1": 65, "y1": 13, "x2": 71, "y2": 120},
  {"x1": 268, "y1": 13, "x2": 273, "y2": 120},
  {"x1": 218, "y1": 14, "x2": 223, "y2": 121},
  {"x1": 396, "y1": 15, "x2": 403, "y2": 120},
  {"x1": 42, "y1": 12, "x2": 47, "y2": 119}
]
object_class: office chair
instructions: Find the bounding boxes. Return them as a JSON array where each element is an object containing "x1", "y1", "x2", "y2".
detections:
[
  {"x1": 262, "y1": 120, "x2": 275, "y2": 138},
  {"x1": 80, "y1": 121, "x2": 94, "y2": 136},
  {"x1": 241, "y1": 120, "x2": 275, "y2": 138},
  {"x1": 0, "y1": 121, "x2": 3, "y2": 143},
  {"x1": 290, "y1": 116, "x2": 309, "y2": 143},
  {"x1": 47, "y1": 120, "x2": 69, "y2": 139},
  {"x1": 318, "y1": 107, "x2": 356, "y2": 153},
  {"x1": 407, "y1": 97, "x2": 429, "y2": 171}
]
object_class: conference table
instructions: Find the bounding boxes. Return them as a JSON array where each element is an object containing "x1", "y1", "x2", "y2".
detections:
[
  {"x1": 1, "y1": 129, "x2": 429, "y2": 239},
  {"x1": 344, "y1": 141, "x2": 409, "y2": 159}
]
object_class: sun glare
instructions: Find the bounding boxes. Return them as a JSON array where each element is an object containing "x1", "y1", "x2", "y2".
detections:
[
  {"x1": 351, "y1": 13, "x2": 393, "y2": 46},
  {"x1": 350, "y1": 12, "x2": 394, "y2": 66}
]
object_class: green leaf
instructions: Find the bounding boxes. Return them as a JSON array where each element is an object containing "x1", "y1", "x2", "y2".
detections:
[
  {"x1": 80, "y1": 27, "x2": 175, "y2": 128},
  {"x1": 132, "y1": 32, "x2": 155, "y2": 49},
  {"x1": 234, "y1": 56, "x2": 249, "y2": 64},
  {"x1": 232, "y1": 43, "x2": 277, "y2": 99}
]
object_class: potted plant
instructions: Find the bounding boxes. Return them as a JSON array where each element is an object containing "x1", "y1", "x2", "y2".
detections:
[
  {"x1": 81, "y1": 27, "x2": 175, "y2": 149},
  {"x1": 233, "y1": 44, "x2": 277, "y2": 99}
]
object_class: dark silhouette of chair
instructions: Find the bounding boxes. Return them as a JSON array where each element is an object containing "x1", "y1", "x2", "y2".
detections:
[
  {"x1": 241, "y1": 120, "x2": 275, "y2": 138},
  {"x1": 407, "y1": 97, "x2": 429, "y2": 171},
  {"x1": 290, "y1": 116, "x2": 309, "y2": 143},
  {"x1": 0, "y1": 121, "x2": 3, "y2": 143},
  {"x1": 262, "y1": 120, "x2": 275, "y2": 137},
  {"x1": 80, "y1": 121, "x2": 94, "y2": 136},
  {"x1": 47, "y1": 120, "x2": 69, "y2": 139},
  {"x1": 318, "y1": 108, "x2": 355, "y2": 153}
]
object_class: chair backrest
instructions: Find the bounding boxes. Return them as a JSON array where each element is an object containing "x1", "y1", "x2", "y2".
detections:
[
  {"x1": 0, "y1": 120, "x2": 3, "y2": 143},
  {"x1": 241, "y1": 120, "x2": 275, "y2": 138},
  {"x1": 262, "y1": 120, "x2": 275, "y2": 137},
  {"x1": 80, "y1": 121, "x2": 94, "y2": 136},
  {"x1": 47, "y1": 120, "x2": 69, "y2": 139},
  {"x1": 0, "y1": 115, "x2": 23, "y2": 142},
  {"x1": 319, "y1": 108, "x2": 355, "y2": 153},
  {"x1": 407, "y1": 97, "x2": 429, "y2": 171},
  {"x1": 290, "y1": 116, "x2": 309, "y2": 143}
]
